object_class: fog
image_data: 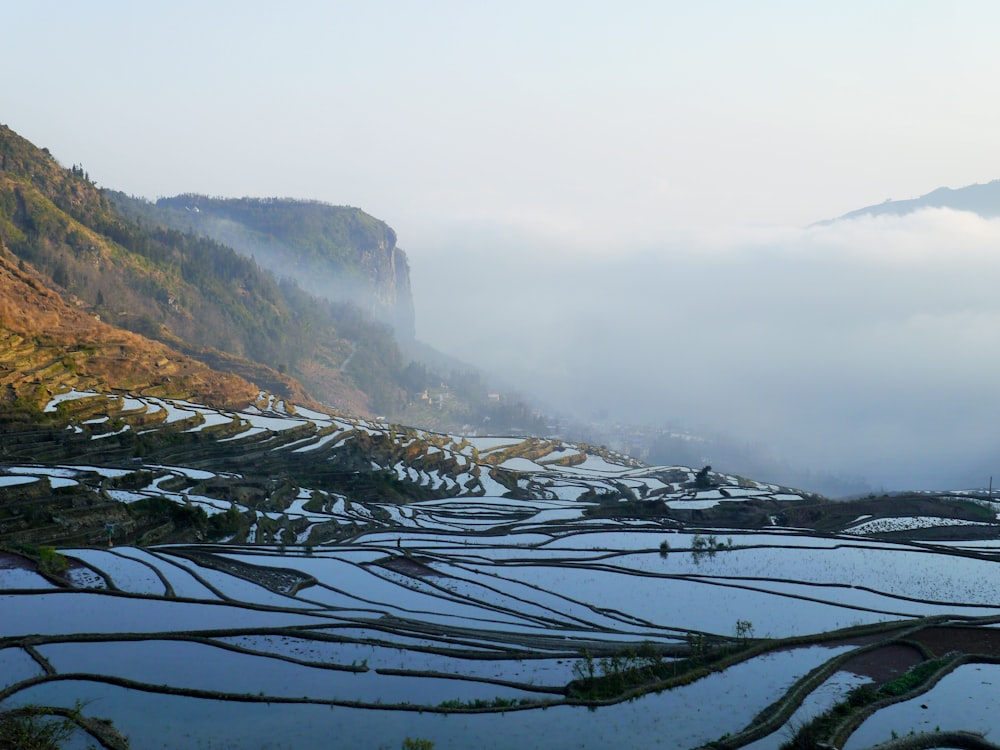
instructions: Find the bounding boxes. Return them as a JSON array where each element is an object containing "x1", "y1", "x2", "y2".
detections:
[{"x1": 411, "y1": 209, "x2": 1000, "y2": 493}]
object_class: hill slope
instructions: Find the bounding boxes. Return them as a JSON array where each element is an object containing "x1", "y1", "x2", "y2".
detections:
[{"x1": 0, "y1": 242, "x2": 258, "y2": 410}]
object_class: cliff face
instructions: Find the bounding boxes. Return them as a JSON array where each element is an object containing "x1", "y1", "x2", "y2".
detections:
[
  {"x1": 375, "y1": 242, "x2": 414, "y2": 337},
  {"x1": 128, "y1": 195, "x2": 417, "y2": 338}
]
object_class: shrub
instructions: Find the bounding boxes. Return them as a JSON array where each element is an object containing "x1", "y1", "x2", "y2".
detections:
[{"x1": 0, "y1": 707, "x2": 76, "y2": 750}]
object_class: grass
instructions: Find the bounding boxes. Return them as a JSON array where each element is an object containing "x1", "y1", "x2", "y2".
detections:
[
  {"x1": 567, "y1": 640, "x2": 742, "y2": 702},
  {"x1": 4, "y1": 544, "x2": 67, "y2": 577},
  {"x1": 877, "y1": 656, "x2": 950, "y2": 697},
  {"x1": 437, "y1": 697, "x2": 533, "y2": 711}
]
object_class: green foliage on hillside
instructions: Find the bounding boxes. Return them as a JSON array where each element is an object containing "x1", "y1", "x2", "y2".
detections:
[
  {"x1": 0, "y1": 706, "x2": 78, "y2": 750},
  {"x1": 0, "y1": 123, "x2": 544, "y2": 429}
]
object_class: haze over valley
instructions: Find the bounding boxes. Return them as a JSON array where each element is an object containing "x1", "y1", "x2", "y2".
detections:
[
  {"x1": 7, "y1": 4, "x2": 1000, "y2": 495},
  {"x1": 415, "y1": 200, "x2": 1000, "y2": 493}
]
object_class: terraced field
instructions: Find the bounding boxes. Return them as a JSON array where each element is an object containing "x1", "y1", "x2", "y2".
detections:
[{"x1": 3, "y1": 392, "x2": 1000, "y2": 749}]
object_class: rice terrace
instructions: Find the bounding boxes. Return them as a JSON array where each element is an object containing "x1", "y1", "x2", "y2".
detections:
[{"x1": 4, "y1": 391, "x2": 1000, "y2": 749}]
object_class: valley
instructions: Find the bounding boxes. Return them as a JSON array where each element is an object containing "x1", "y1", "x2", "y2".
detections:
[{"x1": 4, "y1": 391, "x2": 1000, "y2": 749}]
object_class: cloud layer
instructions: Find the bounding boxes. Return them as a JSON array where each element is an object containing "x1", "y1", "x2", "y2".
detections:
[{"x1": 412, "y1": 209, "x2": 1000, "y2": 492}]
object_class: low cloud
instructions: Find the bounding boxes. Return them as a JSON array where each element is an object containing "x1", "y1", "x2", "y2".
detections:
[{"x1": 411, "y1": 208, "x2": 1000, "y2": 492}]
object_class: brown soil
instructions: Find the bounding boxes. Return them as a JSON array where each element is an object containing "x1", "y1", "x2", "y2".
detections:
[
  {"x1": 0, "y1": 550, "x2": 34, "y2": 571},
  {"x1": 841, "y1": 626, "x2": 1000, "y2": 685},
  {"x1": 841, "y1": 642, "x2": 927, "y2": 683},
  {"x1": 910, "y1": 625, "x2": 1000, "y2": 658}
]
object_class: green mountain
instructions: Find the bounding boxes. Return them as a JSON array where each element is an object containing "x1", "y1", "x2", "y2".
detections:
[
  {"x1": 0, "y1": 241, "x2": 260, "y2": 411},
  {"x1": 0, "y1": 123, "x2": 441, "y2": 416}
]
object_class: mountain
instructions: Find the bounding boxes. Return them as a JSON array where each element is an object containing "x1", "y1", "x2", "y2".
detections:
[
  {"x1": 113, "y1": 193, "x2": 416, "y2": 338},
  {"x1": 825, "y1": 179, "x2": 1000, "y2": 222},
  {"x1": 0, "y1": 123, "x2": 551, "y2": 433},
  {"x1": 0, "y1": 123, "x2": 414, "y2": 416}
]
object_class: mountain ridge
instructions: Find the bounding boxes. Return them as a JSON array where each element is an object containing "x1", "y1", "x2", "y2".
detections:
[
  {"x1": 0, "y1": 123, "x2": 397, "y2": 415},
  {"x1": 823, "y1": 178, "x2": 1000, "y2": 223}
]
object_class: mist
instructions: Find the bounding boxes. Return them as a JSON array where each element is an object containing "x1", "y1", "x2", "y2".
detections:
[{"x1": 410, "y1": 208, "x2": 1000, "y2": 494}]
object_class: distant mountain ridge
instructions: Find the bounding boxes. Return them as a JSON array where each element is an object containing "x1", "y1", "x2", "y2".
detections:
[{"x1": 825, "y1": 179, "x2": 1000, "y2": 223}]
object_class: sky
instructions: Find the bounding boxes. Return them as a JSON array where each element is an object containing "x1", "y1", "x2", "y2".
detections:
[{"x1": 5, "y1": 2, "x2": 1000, "y2": 491}]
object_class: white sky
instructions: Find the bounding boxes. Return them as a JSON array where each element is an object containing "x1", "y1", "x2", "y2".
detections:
[
  {"x1": 5, "y1": 2, "x2": 999, "y2": 243},
  {"x1": 5, "y1": 2, "x2": 1000, "y2": 491}
]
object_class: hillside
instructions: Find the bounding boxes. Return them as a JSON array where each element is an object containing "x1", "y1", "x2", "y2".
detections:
[
  {"x1": 0, "y1": 123, "x2": 548, "y2": 431},
  {"x1": 824, "y1": 178, "x2": 1000, "y2": 222},
  {"x1": 0, "y1": 243, "x2": 259, "y2": 411}
]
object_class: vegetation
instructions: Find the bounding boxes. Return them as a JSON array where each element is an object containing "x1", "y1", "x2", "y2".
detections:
[
  {"x1": 877, "y1": 656, "x2": 950, "y2": 697},
  {"x1": 146, "y1": 195, "x2": 399, "y2": 276},
  {"x1": 0, "y1": 706, "x2": 78, "y2": 750},
  {"x1": 694, "y1": 464, "x2": 713, "y2": 488},
  {"x1": 5, "y1": 544, "x2": 67, "y2": 577},
  {"x1": 437, "y1": 697, "x2": 533, "y2": 711},
  {"x1": 690, "y1": 533, "x2": 734, "y2": 563},
  {"x1": 567, "y1": 641, "x2": 734, "y2": 701},
  {"x1": 780, "y1": 657, "x2": 953, "y2": 749}
]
